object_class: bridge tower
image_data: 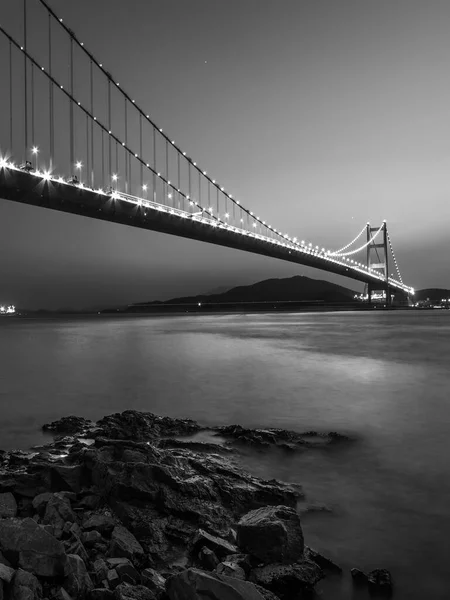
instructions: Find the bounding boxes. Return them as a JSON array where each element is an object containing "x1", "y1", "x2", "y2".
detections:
[{"x1": 366, "y1": 221, "x2": 391, "y2": 305}]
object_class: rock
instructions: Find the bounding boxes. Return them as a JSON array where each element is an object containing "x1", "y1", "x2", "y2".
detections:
[
  {"x1": 110, "y1": 527, "x2": 145, "y2": 565},
  {"x1": 0, "y1": 563, "x2": 15, "y2": 583},
  {"x1": 43, "y1": 494, "x2": 76, "y2": 539},
  {"x1": 32, "y1": 493, "x2": 53, "y2": 517},
  {"x1": 82, "y1": 531, "x2": 103, "y2": 547},
  {"x1": 113, "y1": 583, "x2": 155, "y2": 600},
  {"x1": 107, "y1": 570, "x2": 120, "y2": 591},
  {"x1": 54, "y1": 588, "x2": 72, "y2": 600},
  {"x1": 304, "y1": 546, "x2": 342, "y2": 573},
  {"x1": 93, "y1": 560, "x2": 109, "y2": 585},
  {"x1": 192, "y1": 529, "x2": 238, "y2": 561},
  {"x1": 249, "y1": 560, "x2": 324, "y2": 599},
  {"x1": 198, "y1": 547, "x2": 219, "y2": 571},
  {"x1": 140, "y1": 569, "x2": 165, "y2": 597},
  {"x1": 237, "y1": 506, "x2": 304, "y2": 565},
  {"x1": 42, "y1": 416, "x2": 93, "y2": 435},
  {"x1": 368, "y1": 569, "x2": 393, "y2": 594},
  {"x1": 89, "y1": 590, "x2": 114, "y2": 600},
  {"x1": 0, "y1": 517, "x2": 67, "y2": 577},
  {"x1": 96, "y1": 410, "x2": 200, "y2": 441},
  {"x1": 166, "y1": 568, "x2": 273, "y2": 600},
  {"x1": 83, "y1": 515, "x2": 116, "y2": 536},
  {"x1": 10, "y1": 569, "x2": 42, "y2": 600},
  {"x1": 0, "y1": 493, "x2": 17, "y2": 518},
  {"x1": 51, "y1": 465, "x2": 86, "y2": 494},
  {"x1": 64, "y1": 533, "x2": 89, "y2": 565},
  {"x1": 0, "y1": 580, "x2": 3, "y2": 600},
  {"x1": 350, "y1": 567, "x2": 368, "y2": 584},
  {"x1": 105, "y1": 559, "x2": 140, "y2": 585},
  {"x1": 64, "y1": 554, "x2": 94, "y2": 600},
  {"x1": 216, "y1": 561, "x2": 246, "y2": 580},
  {"x1": 77, "y1": 496, "x2": 101, "y2": 511},
  {"x1": 0, "y1": 551, "x2": 12, "y2": 567}
]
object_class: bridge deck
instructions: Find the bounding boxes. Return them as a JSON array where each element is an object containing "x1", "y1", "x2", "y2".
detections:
[{"x1": 0, "y1": 167, "x2": 395, "y2": 290}]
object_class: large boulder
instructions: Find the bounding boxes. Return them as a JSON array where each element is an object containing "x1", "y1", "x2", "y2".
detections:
[
  {"x1": 192, "y1": 530, "x2": 238, "y2": 561},
  {"x1": 110, "y1": 526, "x2": 145, "y2": 565},
  {"x1": 140, "y1": 569, "x2": 165, "y2": 598},
  {"x1": 166, "y1": 568, "x2": 276, "y2": 600},
  {"x1": 42, "y1": 416, "x2": 93, "y2": 435},
  {"x1": 64, "y1": 554, "x2": 94, "y2": 599},
  {"x1": 0, "y1": 563, "x2": 15, "y2": 584},
  {"x1": 237, "y1": 506, "x2": 304, "y2": 565},
  {"x1": 83, "y1": 514, "x2": 116, "y2": 536},
  {"x1": 249, "y1": 560, "x2": 323, "y2": 599},
  {"x1": 10, "y1": 569, "x2": 42, "y2": 600},
  {"x1": 368, "y1": 569, "x2": 393, "y2": 594},
  {"x1": 0, "y1": 518, "x2": 67, "y2": 577},
  {"x1": 0, "y1": 493, "x2": 17, "y2": 518},
  {"x1": 43, "y1": 494, "x2": 76, "y2": 539}
]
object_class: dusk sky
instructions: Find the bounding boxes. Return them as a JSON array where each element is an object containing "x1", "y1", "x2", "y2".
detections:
[{"x1": 1, "y1": 0, "x2": 449, "y2": 309}]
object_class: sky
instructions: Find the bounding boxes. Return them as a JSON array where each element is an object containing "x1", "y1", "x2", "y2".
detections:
[{"x1": 1, "y1": 0, "x2": 449, "y2": 309}]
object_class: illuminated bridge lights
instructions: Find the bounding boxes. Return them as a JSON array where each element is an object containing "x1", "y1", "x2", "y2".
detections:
[{"x1": 0, "y1": 158, "x2": 412, "y2": 294}]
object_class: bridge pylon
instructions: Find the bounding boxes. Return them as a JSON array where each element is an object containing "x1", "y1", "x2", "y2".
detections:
[{"x1": 366, "y1": 221, "x2": 391, "y2": 306}]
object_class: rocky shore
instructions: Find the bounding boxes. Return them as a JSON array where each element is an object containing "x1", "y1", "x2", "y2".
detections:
[{"x1": 0, "y1": 410, "x2": 392, "y2": 599}]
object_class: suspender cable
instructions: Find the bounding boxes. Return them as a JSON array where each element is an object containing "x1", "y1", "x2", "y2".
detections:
[
  {"x1": 165, "y1": 139, "x2": 169, "y2": 205},
  {"x1": 31, "y1": 64, "x2": 35, "y2": 149},
  {"x1": 101, "y1": 129, "x2": 105, "y2": 187},
  {"x1": 23, "y1": 0, "x2": 28, "y2": 156},
  {"x1": 48, "y1": 15, "x2": 54, "y2": 168},
  {"x1": 90, "y1": 60, "x2": 94, "y2": 188},
  {"x1": 86, "y1": 114, "x2": 89, "y2": 184},
  {"x1": 139, "y1": 114, "x2": 143, "y2": 190},
  {"x1": 177, "y1": 151, "x2": 180, "y2": 209},
  {"x1": 152, "y1": 126, "x2": 156, "y2": 202},
  {"x1": 69, "y1": 38, "x2": 74, "y2": 174},
  {"x1": 108, "y1": 80, "x2": 112, "y2": 181},
  {"x1": 9, "y1": 41, "x2": 13, "y2": 151},
  {"x1": 124, "y1": 98, "x2": 128, "y2": 193}
]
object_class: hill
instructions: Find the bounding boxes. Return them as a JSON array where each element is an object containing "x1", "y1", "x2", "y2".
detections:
[
  {"x1": 414, "y1": 288, "x2": 450, "y2": 303},
  {"x1": 131, "y1": 275, "x2": 357, "y2": 309}
]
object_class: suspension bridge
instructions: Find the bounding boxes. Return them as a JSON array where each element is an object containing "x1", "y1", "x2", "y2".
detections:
[{"x1": 0, "y1": 0, "x2": 414, "y2": 304}]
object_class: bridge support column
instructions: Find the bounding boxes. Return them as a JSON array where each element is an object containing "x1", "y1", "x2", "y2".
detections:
[{"x1": 366, "y1": 221, "x2": 391, "y2": 307}]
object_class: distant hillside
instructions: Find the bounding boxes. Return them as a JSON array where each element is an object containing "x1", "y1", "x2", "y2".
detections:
[
  {"x1": 133, "y1": 276, "x2": 357, "y2": 307},
  {"x1": 415, "y1": 289, "x2": 450, "y2": 302}
]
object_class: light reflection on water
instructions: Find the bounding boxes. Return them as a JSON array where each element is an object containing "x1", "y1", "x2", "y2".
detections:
[{"x1": 0, "y1": 310, "x2": 449, "y2": 599}]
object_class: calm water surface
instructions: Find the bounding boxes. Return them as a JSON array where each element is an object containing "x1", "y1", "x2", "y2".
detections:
[{"x1": 0, "y1": 311, "x2": 449, "y2": 599}]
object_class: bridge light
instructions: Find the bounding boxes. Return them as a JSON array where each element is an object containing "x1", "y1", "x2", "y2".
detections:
[
  {"x1": 42, "y1": 171, "x2": 51, "y2": 181},
  {"x1": 112, "y1": 174, "x2": 118, "y2": 181},
  {"x1": 236, "y1": 200, "x2": 240, "y2": 205},
  {"x1": 168, "y1": 193, "x2": 173, "y2": 199},
  {"x1": 142, "y1": 184, "x2": 148, "y2": 191},
  {"x1": 225, "y1": 213, "x2": 229, "y2": 218},
  {"x1": 253, "y1": 223, "x2": 257, "y2": 227}
]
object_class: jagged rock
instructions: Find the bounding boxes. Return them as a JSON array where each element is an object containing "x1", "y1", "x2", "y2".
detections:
[
  {"x1": 64, "y1": 554, "x2": 94, "y2": 600},
  {"x1": 106, "y1": 559, "x2": 140, "y2": 585},
  {"x1": 95, "y1": 410, "x2": 200, "y2": 441},
  {"x1": 223, "y1": 555, "x2": 254, "y2": 577},
  {"x1": 368, "y1": 569, "x2": 393, "y2": 594},
  {"x1": 43, "y1": 494, "x2": 76, "y2": 539},
  {"x1": 64, "y1": 533, "x2": 89, "y2": 564},
  {"x1": 249, "y1": 560, "x2": 324, "y2": 599},
  {"x1": 0, "y1": 551, "x2": 12, "y2": 568},
  {"x1": 93, "y1": 560, "x2": 109, "y2": 585},
  {"x1": 107, "y1": 570, "x2": 120, "y2": 591},
  {"x1": 192, "y1": 530, "x2": 238, "y2": 561},
  {"x1": 77, "y1": 496, "x2": 101, "y2": 511},
  {"x1": 83, "y1": 515, "x2": 116, "y2": 536},
  {"x1": 82, "y1": 531, "x2": 103, "y2": 547},
  {"x1": 0, "y1": 563, "x2": 15, "y2": 583},
  {"x1": 216, "y1": 561, "x2": 246, "y2": 580},
  {"x1": 0, "y1": 493, "x2": 17, "y2": 518},
  {"x1": 198, "y1": 547, "x2": 219, "y2": 571},
  {"x1": 54, "y1": 588, "x2": 72, "y2": 600},
  {"x1": 42, "y1": 416, "x2": 93, "y2": 435},
  {"x1": 237, "y1": 506, "x2": 304, "y2": 565},
  {"x1": 10, "y1": 569, "x2": 42, "y2": 600},
  {"x1": 350, "y1": 567, "x2": 368, "y2": 584},
  {"x1": 113, "y1": 583, "x2": 155, "y2": 600},
  {"x1": 110, "y1": 527, "x2": 145, "y2": 564},
  {"x1": 140, "y1": 569, "x2": 165, "y2": 597},
  {"x1": 51, "y1": 465, "x2": 86, "y2": 494},
  {"x1": 89, "y1": 590, "x2": 114, "y2": 600},
  {"x1": 32, "y1": 493, "x2": 53, "y2": 516},
  {"x1": 166, "y1": 568, "x2": 274, "y2": 600},
  {"x1": 0, "y1": 517, "x2": 67, "y2": 577},
  {"x1": 304, "y1": 546, "x2": 342, "y2": 573}
]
